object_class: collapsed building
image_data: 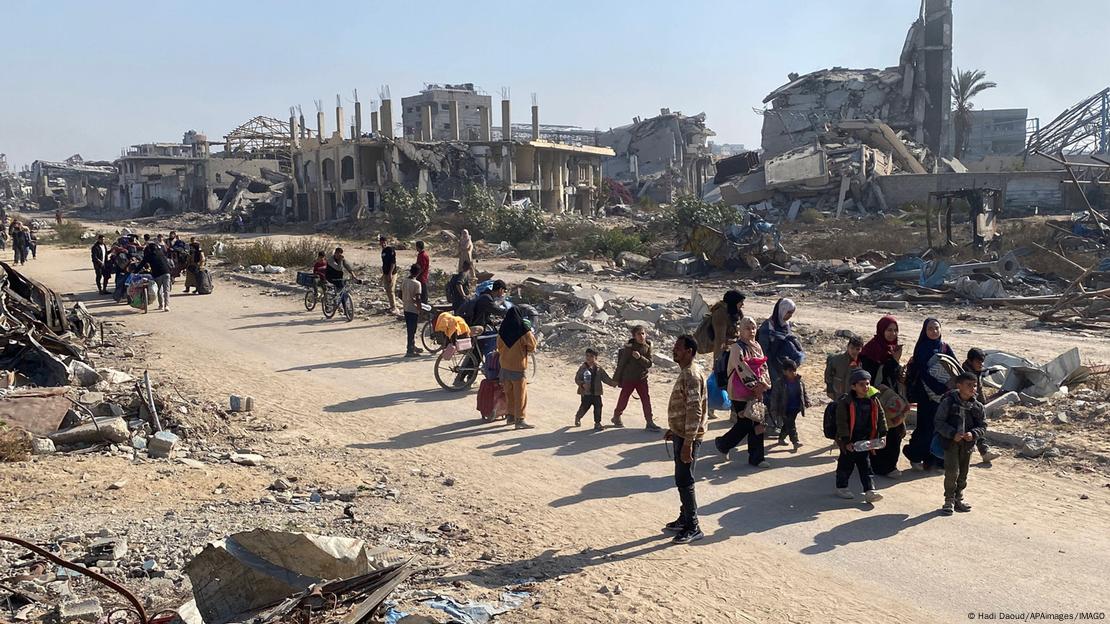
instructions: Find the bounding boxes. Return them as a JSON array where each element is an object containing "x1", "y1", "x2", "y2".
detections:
[
  {"x1": 597, "y1": 109, "x2": 715, "y2": 203},
  {"x1": 759, "y1": 0, "x2": 952, "y2": 160},
  {"x1": 113, "y1": 124, "x2": 285, "y2": 215},
  {"x1": 291, "y1": 92, "x2": 613, "y2": 222},
  {"x1": 29, "y1": 156, "x2": 116, "y2": 211}
]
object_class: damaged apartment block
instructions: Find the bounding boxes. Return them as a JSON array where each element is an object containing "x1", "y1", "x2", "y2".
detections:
[
  {"x1": 291, "y1": 87, "x2": 613, "y2": 222},
  {"x1": 597, "y1": 109, "x2": 716, "y2": 203}
]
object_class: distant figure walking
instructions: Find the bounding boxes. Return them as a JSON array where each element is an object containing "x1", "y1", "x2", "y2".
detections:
[
  {"x1": 497, "y1": 306, "x2": 537, "y2": 430},
  {"x1": 458, "y1": 229, "x2": 474, "y2": 280},
  {"x1": 401, "y1": 264, "x2": 424, "y2": 358},
  {"x1": 91, "y1": 234, "x2": 110, "y2": 294},
  {"x1": 11, "y1": 224, "x2": 29, "y2": 265},
  {"x1": 611, "y1": 325, "x2": 661, "y2": 432},
  {"x1": 663, "y1": 334, "x2": 708, "y2": 545},
  {"x1": 183, "y1": 241, "x2": 206, "y2": 294},
  {"x1": 379, "y1": 235, "x2": 398, "y2": 314},
  {"x1": 142, "y1": 240, "x2": 172, "y2": 312},
  {"x1": 415, "y1": 240, "x2": 430, "y2": 304}
]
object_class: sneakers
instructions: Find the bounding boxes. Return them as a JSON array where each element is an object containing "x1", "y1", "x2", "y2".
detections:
[
  {"x1": 940, "y1": 500, "x2": 955, "y2": 516},
  {"x1": 954, "y1": 499, "x2": 972, "y2": 513},
  {"x1": 910, "y1": 462, "x2": 925, "y2": 472},
  {"x1": 981, "y1": 450, "x2": 1001, "y2": 463},
  {"x1": 662, "y1": 517, "x2": 685, "y2": 533},
  {"x1": 883, "y1": 469, "x2": 902, "y2": 478},
  {"x1": 645, "y1": 421, "x2": 662, "y2": 432},
  {"x1": 672, "y1": 527, "x2": 704, "y2": 544},
  {"x1": 593, "y1": 422, "x2": 603, "y2": 432},
  {"x1": 610, "y1": 416, "x2": 625, "y2": 428},
  {"x1": 756, "y1": 461, "x2": 770, "y2": 469},
  {"x1": 863, "y1": 490, "x2": 883, "y2": 503},
  {"x1": 835, "y1": 488, "x2": 855, "y2": 500},
  {"x1": 404, "y1": 351, "x2": 419, "y2": 358},
  {"x1": 574, "y1": 416, "x2": 582, "y2": 427},
  {"x1": 707, "y1": 412, "x2": 718, "y2": 420},
  {"x1": 514, "y1": 421, "x2": 536, "y2": 430}
]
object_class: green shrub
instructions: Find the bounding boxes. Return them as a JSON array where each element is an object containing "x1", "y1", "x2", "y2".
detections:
[
  {"x1": 383, "y1": 185, "x2": 435, "y2": 236},
  {"x1": 222, "y1": 237, "x2": 335, "y2": 268},
  {"x1": 50, "y1": 221, "x2": 90, "y2": 246},
  {"x1": 460, "y1": 184, "x2": 499, "y2": 239},
  {"x1": 460, "y1": 183, "x2": 545, "y2": 245},
  {"x1": 796, "y1": 208, "x2": 824, "y2": 224}
]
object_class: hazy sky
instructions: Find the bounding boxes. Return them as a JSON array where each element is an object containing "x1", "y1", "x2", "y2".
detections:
[{"x1": 1, "y1": 0, "x2": 1106, "y2": 169}]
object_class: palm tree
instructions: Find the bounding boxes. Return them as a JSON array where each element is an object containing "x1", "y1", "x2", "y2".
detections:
[{"x1": 952, "y1": 68, "x2": 998, "y2": 159}]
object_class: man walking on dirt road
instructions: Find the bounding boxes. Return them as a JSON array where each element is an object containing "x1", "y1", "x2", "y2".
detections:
[
  {"x1": 664, "y1": 334, "x2": 708, "y2": 544},
  {"x1": 401, "y1": 264, "x2": 424, "y2": 358},
  {"x1": 91, "y1": 234, "x2": 110, "y2": 294},
  {"x1": 379, "y1": 235, "x2": 398, "y2": 314}
]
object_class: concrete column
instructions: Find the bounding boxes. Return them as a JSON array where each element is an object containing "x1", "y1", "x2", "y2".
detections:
[
  {"x1": 317, "y1": 111, "x2": 326, "y2": 141},
  {"x1": 289, "y1": 115, "x2": 299, "y2": 149},
  {"x1": 380, "y1": 100, "x2": 394, "y2": 139},
  {"x1": 299, "y1": 114, "x2": 307, "y2": 140},
  {"x1": 421, "y1": 104, "x2": 434, "y2": 141},
  {"x1": 336, "y1": 104, "x2": 344, "y2": 140},
  {"x1": 531, "y1": 105, "x2": 539, "y2": 140},
  {"x1": 479, "y1": 106, "x2": 491, "y2": 141},
  {"x1": 448, "y1": 101, "x2": 460, "y2": 141},
  {"x1": 354, "y1": 101, "x2": 362, "y2": 139},
  {"x1": 501, "y1": 99, "x2": 511, "y2": 142},
  {"x1": 370, "y1": 110, "x2": 380, "y2": 135}
]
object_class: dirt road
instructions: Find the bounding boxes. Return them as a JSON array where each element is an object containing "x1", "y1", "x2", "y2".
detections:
[{"x1": 11, "y1": 239, "x2": 1110, "y2": 624}]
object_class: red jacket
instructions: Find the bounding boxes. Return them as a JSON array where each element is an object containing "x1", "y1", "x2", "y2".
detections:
[{"x1": 416, "y1": 251, "x2": 430, "y2": 284}]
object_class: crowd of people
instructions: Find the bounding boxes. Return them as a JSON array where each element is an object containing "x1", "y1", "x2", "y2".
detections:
[
  {"x1": 643, "y1": 293, "x2": 1002, "y2": 543},
  {"x1": 4, "y1": 217, "x2": 39, "y2": 265},
  {"x1": 91, "y1": 230, "x2": 208, "y2": 311}
]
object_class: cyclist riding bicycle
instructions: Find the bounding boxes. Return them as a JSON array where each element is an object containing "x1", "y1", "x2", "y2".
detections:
[{"x1": 325, "y1": 246, "x2": 359, "y2": 289}]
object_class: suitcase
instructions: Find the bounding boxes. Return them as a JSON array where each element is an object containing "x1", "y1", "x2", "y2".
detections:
[
  {"x1": 196, "y1": 269, "x2": 213, "y2": 295},
  {"x1": 476, "y1": 378, "x2": 506, "y2": 422}
]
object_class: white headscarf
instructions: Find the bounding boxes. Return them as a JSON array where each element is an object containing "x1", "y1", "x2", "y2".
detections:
[
  {"x1": 775, "y1": 298, "x2": 796, "y2": 330},
  {"x1": 459, "y1": 229, "x2": 472, "y2": 252}
]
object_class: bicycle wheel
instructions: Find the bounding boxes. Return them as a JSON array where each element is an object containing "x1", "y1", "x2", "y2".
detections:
[
  {"x1": 421, "y1": 320, "x2": 446, "y2": 353},
  {"x1": 304, "y1": 288, "x2": 318, "y2": 311},
  {"x1": 434, "y1": 349, "x2": 481, "y2": 391},
  {"x1": 322, "y1": 294, "x2": 337, "y2": 319},
  {"x1": 342, "y1": 293, "x2": 354, "y2": 322}
]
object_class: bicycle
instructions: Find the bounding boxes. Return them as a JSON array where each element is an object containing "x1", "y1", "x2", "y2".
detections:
[
  {"x1": 321, "y1": 278, "x2": 358, "y2": 322},
  {"x1": 297, "y1": 272, "x2": 325, "y2": 311},
  {"x1": 420, "y1": 304, "x2": 456, "y2": 354},
  {"x1": 433, "y1": 328, "x2": 539, "y2": 391}
]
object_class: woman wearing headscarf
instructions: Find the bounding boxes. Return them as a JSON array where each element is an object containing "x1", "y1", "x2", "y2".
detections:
[
  {"x1": 905, "y1": 317, "x2": 956, "y2": 470},
  {"x1": 183, "y1": 241, "x2": 206, "y2": 294},
  {"x1": 709, "y1": 290, "x2": 746, "y2": 354},
  {"x1": 497, "y1": 306, "x2": 537, "y2": 430},
  {"x1": 713, "y1": 317, "x2": 772, "y2": 468},
  {"x1": 458, "y1": 229, "x2": 474, "y2": 281},
  {"x1": 756, "y1": 298, "x2": 805, "y2": 434},
  {"x1": 859, "y1": 315, "x2": 908, "y2": 477}
]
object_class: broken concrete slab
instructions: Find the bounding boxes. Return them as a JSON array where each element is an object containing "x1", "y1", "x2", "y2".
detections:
[
  {"x1": 57, "y1": 597, "x2": 102, "y2": 623},
  {"x1": 184, "y1": 529, "x2": 384, "y2": 624},
  {"x1": 31, "y1": 438, "x2": 56, "y2": 455},
  {"x1": 48, "y1": 417, "x2": 129, "y2": 446},
  {"x1": 620, "y1": 307, "x2": 664, "y2": 325},
  {"x1": 69, "y1": 361, "x2": 101, "y2": 387},
  {"x1": 230, "y1": 453, "x2": 264, "y2": 466},
  {"x1": 983, "y1": 391, "x2": 1020, "y2": 418}
]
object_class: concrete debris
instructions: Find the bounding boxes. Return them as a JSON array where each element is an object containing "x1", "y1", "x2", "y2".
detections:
[
  {"x1": 183, "y1": 529, "x2": 410, "y2": 624},
  {"x1": 57, "y1": 597, "x2": 103, "y2": 623},
  {"x1": 230, "y1": 452, "x2": 264, "y2": 466},
  {"x1": 229, "y1": 395, "x2": 254, "y2": 412},
  {"x1": 48, "y1": 417, "x2": 130, "y2": 446},
  {"x1": 147, "y1": 431, "x2": 180, "y2": 459},
  {"x1": 31, "y1": 437, "x2": 56, "y2": 455}
]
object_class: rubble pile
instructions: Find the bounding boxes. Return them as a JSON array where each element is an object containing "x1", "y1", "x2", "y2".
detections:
[{"x1": 597, "y1": 109, "x2": 715, "y2": 203}]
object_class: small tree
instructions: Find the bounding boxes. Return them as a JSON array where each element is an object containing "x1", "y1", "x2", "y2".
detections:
[
  {"x1": 382, "y1": 184, "x2": 434, "y2": 236},
  {"x1": 493, "y1": 201, "x2": 545, "y2": 245},
  {"x1": 460, "y1": 183, "x2": 500, "y2": 239},
  {"x1": 952, "y1": 68, "x2": 998, "y2": 159}
]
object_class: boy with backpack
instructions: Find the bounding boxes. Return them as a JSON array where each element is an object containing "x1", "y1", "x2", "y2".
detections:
[
  {"x1": 574, "y1": 348, "x2": 618, "y2": 431},
  {"x1": 935, "y1": 372, "x2": 988, "y2": 515},
  {"x1": 962, "y1": 348, "x2": 1001, "y2": 463},
  {"x1": 769, "y1": 358, "x2": 810, "y2": 451},
  {"x1": 832, "y1": 369, "x2": 886, "y2": 502},
  {"x1": 612, "y1": 325, "x2": 661, "y2": 432}
]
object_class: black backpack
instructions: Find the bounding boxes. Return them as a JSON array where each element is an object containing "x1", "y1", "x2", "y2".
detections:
[
  {"x1": 456, "y1": 295, "x2": 479, "y2": 325},
  {"x1": 713, "y1": 349, "x2": 730, "y2": 388},
  {"x1": 822, "y1": 399, "x2": 840, "y2": 440}
]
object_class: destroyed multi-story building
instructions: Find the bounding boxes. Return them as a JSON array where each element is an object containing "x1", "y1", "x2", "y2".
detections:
[
  {"x1": 402, "y1": 84, "x2": 492, "y2": 142},
  {"x1": 113, "y1": 125, "x2": 283, "y2": 215},
  {"x1": 759, "y1": 0, "x2": 952, "y2": 160},
  {"x1": 291, "y1": 94, "x2": 613, "y2": 222},
  {"x1": 596, "y1": 109, "x2": 715, "y2": 203},
  {"x1": 30, "y1": 156, "x2": 116, "y2": 211}
]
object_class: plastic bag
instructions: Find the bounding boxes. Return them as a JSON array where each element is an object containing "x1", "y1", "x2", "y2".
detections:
[{"x1": 707, "y1": 374, "x2": 731, "y2": 411}]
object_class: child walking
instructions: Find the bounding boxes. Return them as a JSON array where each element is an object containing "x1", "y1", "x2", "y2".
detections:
[
  {"x1": 962, "y1": 348, "x2": 1001, "y2": 463},
  {"x1": 935, "y1": 372, "x2": 987, "y2": 515},
  {"x1": 769, "y1": 358, "x2": 810, "y2": 451},
  {"x1": 612, "y1": 325, "x2": 661, "y2": 432},
  {"x1": 834, "y1": 369, "x2": 886, "y2": 503},
  {"x1": 574, "y1": 348, "x2": 617, "y2": 431}
]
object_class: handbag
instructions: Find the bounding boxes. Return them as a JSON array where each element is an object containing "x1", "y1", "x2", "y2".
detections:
[{"x1": 929, "y1": 433, "x2": 947, "y2": 460}]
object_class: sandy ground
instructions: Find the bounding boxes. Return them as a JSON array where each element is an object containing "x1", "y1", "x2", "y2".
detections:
[{"x1": 4, "y1": 225, "x2": 1110, "y2": 624}]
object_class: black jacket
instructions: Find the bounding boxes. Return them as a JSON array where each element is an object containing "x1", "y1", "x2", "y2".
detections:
[
  {"x1": 142, "y1": 244, "x2": 171, "y2": 277},
  {"x1": 934, "y1": 390, "x2": 986, "y2": 446},
  {"x1": 472, "y1": 293, "x2": 504, "y2": 328},
  {"x1": 91, "y1": 243, "x2": 109, "y2": 265}
]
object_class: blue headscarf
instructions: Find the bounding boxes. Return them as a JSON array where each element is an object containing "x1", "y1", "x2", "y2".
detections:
[{"x1": 911, "y1": 317, "x2": 946, "y2": 366}]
